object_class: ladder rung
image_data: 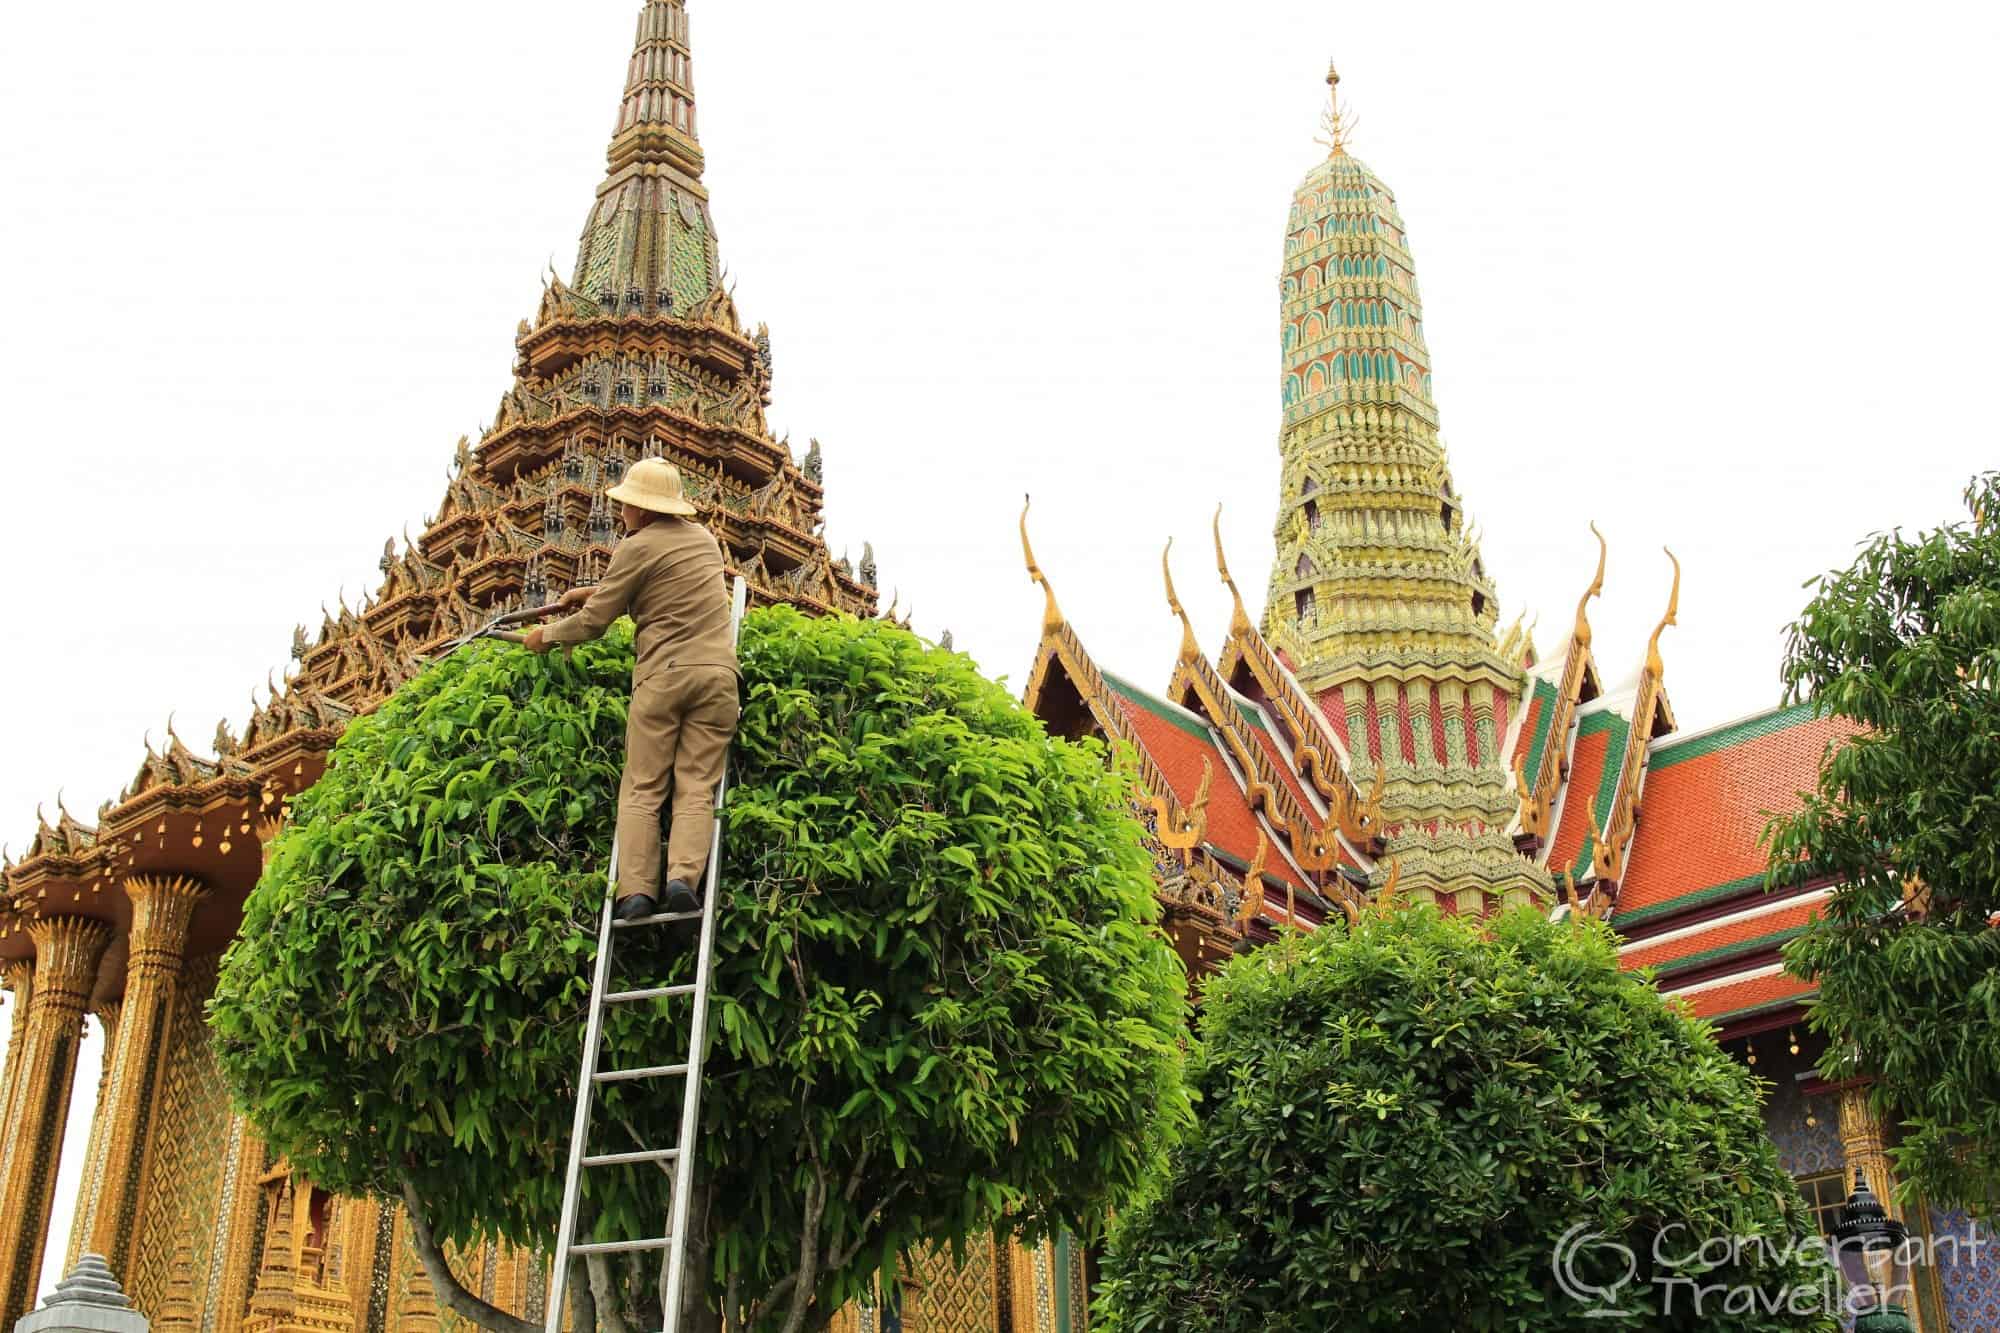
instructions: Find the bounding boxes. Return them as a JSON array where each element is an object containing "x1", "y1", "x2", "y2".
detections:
[
  {"x1": 594, "y1": 1062, "x2": 689, "y2": 1083},
  {"x1": 570, "y1": 1236, "x2": 673, "y2": 1256},
  {"x1": 604, "y1": 983, "x2": 698, "y2": 1004},
  {"x1": 582, "y1": 1147, "x2": 679, "y2": 1167},
  {"x1": 613, "y1": 910, "x2": 701, "y2": 929}
]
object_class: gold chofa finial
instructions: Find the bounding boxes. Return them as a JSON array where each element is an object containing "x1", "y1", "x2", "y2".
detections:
[
  {"x1": 1573, "y1": 522, "x2": 1608, "y2": 650},
  {"x1": 1645, "y1": 548, "x2": 1682, "y2": 679},
  {"x1": 1162, "y1": 539, "x2": 1202, "y2": 663},
  {"x1": 1317, "y1": 60, "x2": 1356, "y2": 156},
  {"x1": 1019, "y1": 496, "x2": 1065, "y2": 636},
  {"x1": 1213, "y1": 505, "x2": 1254, "y2": 638}
]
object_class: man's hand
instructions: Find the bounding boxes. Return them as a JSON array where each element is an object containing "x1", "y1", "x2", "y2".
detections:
[
  {"x1": 524, "y1": 627, "x2": 552, "y2": 654},
  {"x1": 556, "y1": 585, "x2": 594, "y2": 611}
]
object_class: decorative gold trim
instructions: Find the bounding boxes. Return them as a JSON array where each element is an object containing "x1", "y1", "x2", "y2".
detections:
[{"x1": 1019, "y1": 497, "x2": 1064, "y2": 636}]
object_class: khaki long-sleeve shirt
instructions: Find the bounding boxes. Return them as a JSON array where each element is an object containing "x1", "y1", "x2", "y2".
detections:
[{"x1": 542, "y1": 518, "x2": 737, "y2": 685}]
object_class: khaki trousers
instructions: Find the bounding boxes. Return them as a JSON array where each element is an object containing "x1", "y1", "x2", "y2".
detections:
[{"x1": 615, "y1": 665, "x2": 741, "y2": 901}]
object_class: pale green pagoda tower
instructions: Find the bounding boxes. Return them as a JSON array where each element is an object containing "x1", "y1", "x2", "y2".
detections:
[{"x1": 1262, "y1": 65, "x2": 1549, "y2": 907}]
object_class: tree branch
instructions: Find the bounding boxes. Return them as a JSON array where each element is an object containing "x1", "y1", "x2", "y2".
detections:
[
  {"x1": 777, "y1": 1158, "x2": 829, "y2": 1333},
  {"x1": 397, "y1": 1177, "x2": 539, "y2": 1333}
]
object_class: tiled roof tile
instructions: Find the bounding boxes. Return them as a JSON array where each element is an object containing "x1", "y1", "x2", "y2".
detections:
[
  {"x1": 1621, "y1": 895, "x2": 1824, "y2": 977},
  {"x1": 1616, "y1": 705, "x2": 1857, "y2": 923},
  {"x1": 1102, "y1": 676, "x2": 1309, "y2": 892},
  {"x1": 1663, "y1": 967, "x2": 1817, "y2": 1026},
  {"x1": 1546, "y1": 708, "x2": 1628, "y2": 878}
]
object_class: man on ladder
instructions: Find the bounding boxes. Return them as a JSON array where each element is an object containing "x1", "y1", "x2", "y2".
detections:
[{"x1": 527, "y1": 457, "x2": 741, "y2": 921}]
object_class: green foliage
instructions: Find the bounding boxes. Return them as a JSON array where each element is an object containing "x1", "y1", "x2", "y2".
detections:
[
  {"x1": 209, "y1": 607, "x2": 1190, "y2": 1322},
  {"x1": 1094, "y1": 909, "x2": 1834, "y2": 1332},
  {"x1": 1770, "y1": 471, "x2": 2000, "y2": 1216}
]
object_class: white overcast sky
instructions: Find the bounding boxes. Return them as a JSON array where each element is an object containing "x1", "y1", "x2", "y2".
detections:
[{"x1": 2, "y1": 0, "x2": 1995, "y2": 1298}]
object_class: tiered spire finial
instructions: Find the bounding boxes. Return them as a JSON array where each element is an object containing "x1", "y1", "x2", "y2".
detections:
[
  {"x1": 1317, "y1": 61, "x2": 1356, "y2": 156},
  {"x1": 606, "y1": 0, "x2": 703, "y2": 178}
]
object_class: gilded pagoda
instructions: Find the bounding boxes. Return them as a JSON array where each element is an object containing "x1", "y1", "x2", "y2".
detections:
[{"x1": 1016, "y1": 62, "x2": 1997, "y2": 1332}]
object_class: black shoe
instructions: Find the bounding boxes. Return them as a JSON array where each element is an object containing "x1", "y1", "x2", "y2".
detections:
[
  {"x1": 663, "y1": 879, "x2": 701, "y2": 914},
  {"x1": 613, "y1": 893, "x2": 658, "y2": 923}
]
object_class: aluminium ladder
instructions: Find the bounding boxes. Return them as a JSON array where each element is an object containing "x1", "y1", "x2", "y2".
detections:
[{"x1": 545, "y1": 575, "x2": 748, "y2": 1333}]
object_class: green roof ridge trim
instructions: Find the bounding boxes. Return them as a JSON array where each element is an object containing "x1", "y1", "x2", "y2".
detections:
[
  {"x1": 1102, "y1": 671, "x2": 1213, "y2": 744},
  {"x1": 1649, "y1": 700, "x2": 1822, "y2": 771},
  {"x1": 1521, "y1": 677, "x2": 1560, "y2": 792},
  {"x1": 1648, "y1": 924, "x2": 1813, "y2": 980},
  {"x1": 1569, "y1": 709, "x2": 1631, "y2": 877},
  {"x1": 1613, "y1": 872, "x2": 1774, "y2": 928}
]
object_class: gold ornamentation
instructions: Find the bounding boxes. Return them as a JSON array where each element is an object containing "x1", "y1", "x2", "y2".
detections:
[{"x1": 1019, "y1": 497, "x2": 1064, "y2": 636}]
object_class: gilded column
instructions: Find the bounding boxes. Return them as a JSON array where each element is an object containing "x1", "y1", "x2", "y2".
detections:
[
  {"x1": 1838, "y1": 1086, "x2": 1941, "y2": 1333},
  {"x1": 0, "y1": 915, "x2": 114, "y2": 1331},
  {"x1": 88, "y1": 875, "x2": 209, "y2": 1276},
  {"x1": 64, "y1": 998, "x2": 124, "y2": 1270},
  {"x1": 0, "y1": 959, "x2": 36, "y2": 1187}
]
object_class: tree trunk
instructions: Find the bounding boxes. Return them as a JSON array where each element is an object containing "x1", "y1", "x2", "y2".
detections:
[
  {"x1": 397, "y1": 1178, "x2": 540, "y2": 1333},
  {"x1": 672, "y1": 1173, "x2": 722, "y2": 1333}
]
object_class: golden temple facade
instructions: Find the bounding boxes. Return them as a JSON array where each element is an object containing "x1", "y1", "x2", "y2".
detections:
[{"x1": 0, "y1": 4, "x2": 1093, "y2": 1332}]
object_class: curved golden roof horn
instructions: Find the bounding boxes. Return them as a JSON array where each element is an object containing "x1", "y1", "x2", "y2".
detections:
[
  {"x1": 1646, "y1": 547, "x2": 1681, "y2": 678},
  {"x1": 1162, "y1": 538, "x2": 1201, "y2": 662},
  {"x1": 1574, "y1": 521, "x2": 1607, "y2": 649},
  {"x1": 1018, "y1": 495, "x2": 1065, "y2": 635},
  {"x1": 1213, "y1": 505, "x2": 1254, "y2": 638}
]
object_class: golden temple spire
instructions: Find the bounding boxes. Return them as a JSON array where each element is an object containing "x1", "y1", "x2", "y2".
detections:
[
  {"x1": 1317, "y1": 60, "x2": 1356, "y2": 156},
  {"x1": 1019, "y1": 496, "x2": 1065, "y2": 635},
  {"x1": 1645, "y1": 548, "x2": 1682, "y2": 678},
  {"x1": 606, "y1": 0, "x2": 703, "y2": 178}
]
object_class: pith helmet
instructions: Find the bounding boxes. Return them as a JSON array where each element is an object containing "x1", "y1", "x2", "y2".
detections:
[{"x1": 606, "y1": 458, "x2": 699, "y2": 517}]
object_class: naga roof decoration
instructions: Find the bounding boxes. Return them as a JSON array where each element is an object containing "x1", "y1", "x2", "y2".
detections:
[
  {"x1": 1016, "y1": 67, "x2": 1858, "y2": 1025},
  {"x1": 1, "y1": 0, "x2": 879, "y2": 974},
  {"x1": 1018, "y1": 501, "x2": 1354, "y2": 978}
]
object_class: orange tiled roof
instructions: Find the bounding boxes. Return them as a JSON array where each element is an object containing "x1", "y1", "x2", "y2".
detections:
[
  {"x1": 1615, "y1": 704, "x2": 1857, "y2": 927},
  {"x1": 1620, "y1": 892, "x2": 1826, "y2": 978},
  {"x1": 1512, "y1": 676, "x2": 1557, "y2": 774},
  {"x1": 1662, "y1": 966, "x2": 1817, "y2": 1026},
  {"x1": 1101, "y1": 675, "x2": 1310, "y2": 892},
  {"x1": 1546, "y1": 708, "x2": 1621, "y2": 877}
]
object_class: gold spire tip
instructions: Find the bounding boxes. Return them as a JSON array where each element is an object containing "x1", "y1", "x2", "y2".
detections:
[{"x1": 1317, "y1": 57, "x2": 1355, "y2": 155}]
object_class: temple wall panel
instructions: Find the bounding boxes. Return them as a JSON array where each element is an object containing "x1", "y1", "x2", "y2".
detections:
[{"x1": 127, "y1": 953, "x2": 232, "y2": 1322}]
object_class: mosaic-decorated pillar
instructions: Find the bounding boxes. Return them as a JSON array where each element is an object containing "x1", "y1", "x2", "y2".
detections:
[
  {"x1": 0, "y1": 958, "x2": 35, "y2": 1185},
  {"x1": 0, "y1": 915, "x2": 113, "y2": 1331},
  {"x1": 64, "y1": 998, "x2": 124, "y2": 1270},
  {"x1": 1438, "y1": 681, "x2": 1469, "y2": 769},
  {"x1": 1838, "y1": 1086, "x2": 1945, "y2": 1333},
  {"x1": 1837, "y1": 1086, "x2": 1898, "y2": 1226},
  {"x1": 88, "y1": 875, "x2": 210, "y2": 1276},
  {"x1": 1370, "y1": 680, "x2": 1402, "y2": 768}
]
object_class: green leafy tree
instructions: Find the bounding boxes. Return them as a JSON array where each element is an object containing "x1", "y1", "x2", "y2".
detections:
[
  {"x1": 1093, "y1": 908, "x2": 1836, "y2": 1332},
  {"x1": 1770, "y1": 471, "x2": 2000, "y2": 1216},
  {"x1": 209, "y1": 607, "x2": 1191, "y2": 1333}
]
